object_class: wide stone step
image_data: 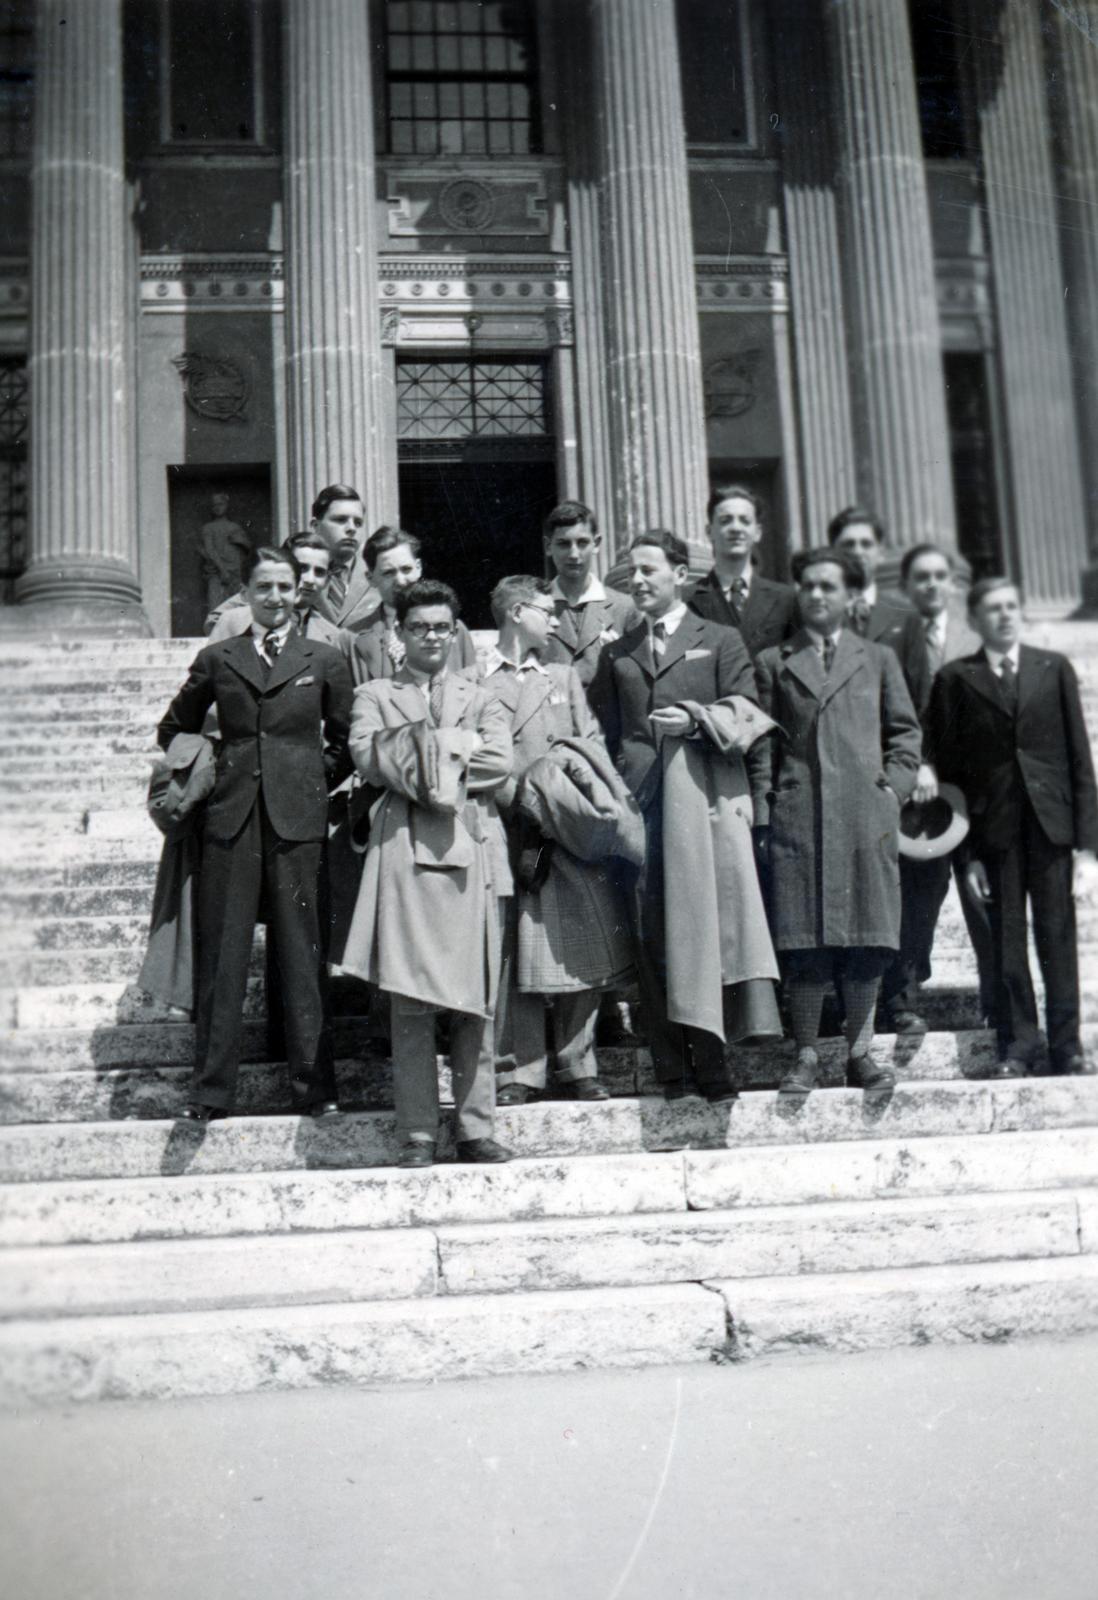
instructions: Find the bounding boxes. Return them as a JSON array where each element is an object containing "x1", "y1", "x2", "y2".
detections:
[
  {"x1": 0, "y1": 1280, "x2": 724, "y2": 1406},
  {"x1": 0, "y1": 887, "x2": 155, "y2": 922},
  {"x1": 0, "y1": 777, "x2": 148, "y2": 808},
  {"x1": 4, "y1": 1127, "x2": 1094, "y2": 1251},
  {"x1": 1, "y1": 1078, "x2": 1095, "y2": 1184},
  {"x1": 0, "y1": 733, "x2": 160, "y2": 760},
  {"x1": 1, "y1": 1188, "x2": 1087, "y2": 1321}
]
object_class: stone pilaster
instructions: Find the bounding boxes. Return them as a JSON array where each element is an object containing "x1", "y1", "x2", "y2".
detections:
[
  {"x1": 825, "y1": 0, "x2": 956, "y2": 550},
  {"x1": 14, "y1": 0, "x2": 146, "y2": 633},
  {"x1": 1046, "y1": 1, "x2": 1098, "y2": 606},
  {"x1": 967, "y1": 0, "x2": 1087, "y2": 609},
  {"x1": 772, "y1": 0, "x2": 857, "y2": 546},
  {"x1": 591, "y1": 0, "x2": 709, "y2": 570},
  {"x1": 282, "y1": 0, "x2": 397, "y2": 531}
]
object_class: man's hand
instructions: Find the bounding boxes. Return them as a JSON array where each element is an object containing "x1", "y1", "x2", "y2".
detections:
[
  {"x1": 649, "y1": 706, "x2": 695, "y2": 737},
  {"x1": 1074, "y1": 849, "x2": 1098, "y2": 903},
  {"x1": 912, "y1": 762, "x2": 939, "y2": 806},
  {"x1": 965, "y1": 859, "x2": 992, "y2": 903}
]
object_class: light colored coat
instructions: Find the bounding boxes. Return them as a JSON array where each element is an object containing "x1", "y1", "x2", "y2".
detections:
[{"x1": 340, "y1": 669, "x2": 513, "y2": 1017}]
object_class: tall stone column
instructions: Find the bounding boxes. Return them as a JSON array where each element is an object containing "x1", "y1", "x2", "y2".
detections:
[
  {"x1": 15, "y1": 0, "x2": 146, "y2": 633},
  {"x1": 282, "y1": 0, "x2": 396, "y2": 531},
  {"x1": 825, "y1": 0, "x2": 957, "y2": 550},
  {"x1": 772, "y1": 0, "x2": 857, "y2": 545},
  {"x1": 967, "y1": 0, "x2": 1087, "y2": 609},
  {"x1": 591, "y1": 0, "x2": 709, "y2": 570},
  {"x1": 1046, "y1": 1, "x2": 1098, "y2": 606}
]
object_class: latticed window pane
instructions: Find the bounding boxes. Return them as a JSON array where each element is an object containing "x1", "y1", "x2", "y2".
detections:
[
  {"x1": 385, "y1": 0, "x2": 539, "y2": 158},
  {"x1": 397, "y1": 359, "x2": 548, "y2": 440},
  {"x1": 0, "y1": 356, "x2": 29, "y2": 583},
  {"x1": 0, "y1": 0, "x2": 34, "y2": 160}
]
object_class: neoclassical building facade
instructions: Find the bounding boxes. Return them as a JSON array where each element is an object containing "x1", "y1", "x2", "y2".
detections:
[{"x1": 0, "y1": 0, "x2": 1096, "y2": 634}]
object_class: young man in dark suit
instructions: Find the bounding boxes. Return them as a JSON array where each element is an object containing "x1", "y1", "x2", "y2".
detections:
[
  {"x1": 827, "y1": 505, "x2": 911, "y2": 641},
  {"x1": 542, "y1": 501, "x2": 639, "y2": 689},
  {"x1": 350, "y1": 526, "x2": 477, "y2": 684},
  {"x1": 158, "y1": 546, "x2": 354, "y2": 1120},
  {"x1": 926, "y1": 577, "x2": 1098, "y2": 1076},
  {"x1": 688, "y1": 483, "x2": 797, "y2": 660},
  {"x1": 591, "y1": 531, "x2": 781, "y2": 1102}
]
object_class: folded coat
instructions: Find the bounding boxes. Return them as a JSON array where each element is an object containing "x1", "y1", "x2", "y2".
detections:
[{"x1": 138, "y1": 732, "x2": 216, "y2": 1012}]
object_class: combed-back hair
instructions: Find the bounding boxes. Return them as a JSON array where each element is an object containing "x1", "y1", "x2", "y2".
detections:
[
  {"x1": 707, "y1": 483, "x2": 762, "y2": 520},
  {"x1": 629, "y1": 529, "x2": 690, "y2": 567},
  {"x1": 544, "y1": 500, "x2": 597, "y2": 538},
  {"x1": 490, "y1": 574, "x2": 551, "y2": 626},
  {"x1": 900, "y1": 542, "x2": 954, "y2": 583},
  {"x1": 395, "y1": 577, "x2": 461, "y2": 625},
  {"x1": 966, "y1": 575, "x2": 1018, "y2": 614},
  {"x1": 364, "y1": 524, "x2": 422, "y2": 573},
  {"x1": 791, "y1": 545, "x2": 865, "y2": 592},
  {"x1": 826, "y1": 505, "x2": 885, "y2": 546},
  {"x1": 310, "y1": 483, "x2": 363, "y2": 521},
  {"x1": 285, "y1": 532, "x2": 331, "y2": 560},
  {"x1": 245, "y1": 545, "x2": 301, "y2": 584}
]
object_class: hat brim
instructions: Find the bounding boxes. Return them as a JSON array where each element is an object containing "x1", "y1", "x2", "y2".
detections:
[{"x1": 898, "y1": 782, "x2": 970, "y2": 860}]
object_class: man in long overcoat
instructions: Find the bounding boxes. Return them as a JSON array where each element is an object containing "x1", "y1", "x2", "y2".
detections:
[
  {"x1": 755, "y1": 546, "x2": 921, "y2": 1097},
  {"x1": 481, "y1": 575, "x2": 634, "y2": 1106},
  {"x1": 340, "y1": 579, "x2": 514, "y2": 1168}
]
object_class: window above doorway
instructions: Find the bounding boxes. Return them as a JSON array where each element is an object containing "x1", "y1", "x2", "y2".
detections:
[
  {"x1": 397, "y1": 358, "x2": 548, "y2": 440},
  {"x1": 385, "y1": 0, "x2": 540, "y2": 156}
]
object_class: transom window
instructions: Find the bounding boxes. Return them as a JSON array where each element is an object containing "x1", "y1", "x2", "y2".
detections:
[
  {"x1": 386, "y1": 1, "x2": 539, "y2": 156},
  {"x1": 0, "y1": 1, "x2": 34, "y2": 160},
  {"x1": 397, "y1": 359, "x2": 548, "y2": 439},
  {"x1": 0, "y1": 357, "x2": 29, "y2": 591}
]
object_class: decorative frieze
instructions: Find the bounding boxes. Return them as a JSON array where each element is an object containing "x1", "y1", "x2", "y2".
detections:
[{"x1": 386, "y1": 163, "x2": 551, "y2": 237}]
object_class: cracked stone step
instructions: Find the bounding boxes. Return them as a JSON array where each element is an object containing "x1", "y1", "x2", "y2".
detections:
[
  {"x1": 0, "y1": 1188, "x2": 1085, "y2": 1320},
  {"x1": 0, "y1": 1150, "x2": 692, "y2": 1249},
  {"x1": 0, "y1": 1281, "x2": 725, "y2": 1406},
  {"x1": 712, "y1": 1254, "x2": 1098, "y2": 1360},
  {"x1": 1, "y1": 1079, "x2": 1096, "y2": 1184}
]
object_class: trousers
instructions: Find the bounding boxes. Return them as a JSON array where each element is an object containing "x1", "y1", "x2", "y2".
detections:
[{"x1": 390, "y1": 997, "x2": 495, "y2": 1145}]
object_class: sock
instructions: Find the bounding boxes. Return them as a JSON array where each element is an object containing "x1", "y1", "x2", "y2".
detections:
[
  {"x1": 841, "y1": 977, "x2": 880, "y2": 1057},
  {"x1": 787, "y1": 981, "x2": 828, "y2": 1051}
]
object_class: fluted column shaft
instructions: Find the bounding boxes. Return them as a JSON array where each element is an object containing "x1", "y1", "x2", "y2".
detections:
[
  {"x1": 282, "y1": 0, "x2": 396, "y2": 530},
  {"x1": 1046, "y1": 1, "x2": 1098, "y2": 597},
  {"x1": 773, "y1": 0, "x2": 857, "y2": 544},
  {"x1": 967, "y1": 0, "x2": 1087, "y2": 607},
  {"x1": 591, "y1": 0, "x2": 709, "y2": 568},
  {"x1": 825, "y1": 0, "x2": 956, "y2": 549},
  {"x1": 16, "y1": 0, "x2": 145, "y2": 629}
]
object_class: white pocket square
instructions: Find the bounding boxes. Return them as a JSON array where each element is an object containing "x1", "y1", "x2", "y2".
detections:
[
  {"x1": 295, "y1": 675, "x2": 316, "y2": 686},
  {"x1": 684, "y1": 648, "x2": 711, "y2": 661}
]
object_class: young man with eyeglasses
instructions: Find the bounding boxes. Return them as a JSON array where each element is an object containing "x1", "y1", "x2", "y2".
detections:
[{"x1": 341, "y1": 579, "x2": 515, "y2": 1167}]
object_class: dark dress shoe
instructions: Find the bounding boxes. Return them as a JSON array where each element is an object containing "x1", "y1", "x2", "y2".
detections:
[
  {"x1": 984, "y1": 1058, "x2": 1029, "y2": 1079},
  {"x1": 560, "y1": 1079, "x2": 611, "y2": 1101},
  {"x1": 496, "y1": 1083, "x2": 536, "y2": 1106},
  {"x1": 704, "y1": 1085, "x2": 739, "y2": 1107},
  {"x1": 455, "y1": 1137, "x2": 512, "y2": 1164},
  {"x1": 1050, "y1": 1053, "x2": 1091, "y2": 1076},
  {"x1": 663, "y1": 1082, "x2": 697, "y2": 1102},
  {"x1": 779, "y1": 1049, "x2": 818, "y2": 1096},
  {"x1": 306, "y1": 1101, "x2": 342, "y2": 1118},
  {"x1": 397, "y1": 1140, "x2": 436, "y2": 1168},
  {"x1": 179, "y1": 1103, "x2": 227, "y2": 1122},
  {"x1": 846, "y1": 1052, "x2": 896, "y2": 1092}
]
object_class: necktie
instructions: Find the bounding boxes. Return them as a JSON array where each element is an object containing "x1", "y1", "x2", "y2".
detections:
[
  {"x1": 925, "y1": 617, "x2": 944, "y2": 676},
  {"x1": 385, "y1": 626, "x2": 406, "y2": 669},
  {"x1": 728, "y1": 578, "x2": 748, "y2": 618},
  {"x1": 821, "y1": 637, "x2": 835, "y2": 675},
  {"x1": 850, "y1": 598, "x2": 871, "y2": 638},
  {"x1": 327, "y1": 565, "x2": 348, "y2": 611},
  {"x1": 999, "y1": 655, "x2": 1017, "y2": 711},
  {"x1": 428, "y1": 673, "x2": 445, "y2": 725},
  {"x1": 652, "y1": 620, "x2": 668, "y2": 660},
  {"x1": 264, "y1": 629, "x2": 283, "y2": 663}
]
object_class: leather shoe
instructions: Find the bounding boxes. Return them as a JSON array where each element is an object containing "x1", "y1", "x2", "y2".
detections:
[
  {"x1": 703, "y1": 1079, "x2": 738, "y2": 1106},
  {"x1": 846, "y1": 1052, "x2": 896, "y2": 1092},
  {"x1": 455, "y1": 1137, "x2": 512, "y2": 1164},
  {"x1": 1050, "y1": 1053, "x2": 1091, "y2": 1076},
  {"x1": 984, "y1": 1058, "x2": 1029, "y2": 1079},
  {"x1": 560, "y1": 1079, "x2": 611, "y2": 1101},
  {"x1": 306, "y1": 1101, "x2": 342, "y2": 1118},
  {"x1": 779, "y1": 1048, "x2": 818, "y2": 1097},
  {"x1": 397, "y1": 1140, "x2": 436, "y2": 1168},
  {"x1": 179, "y1": 1103, "x2": 227, "y2": 1122},
  {"x1": 662, "y1": 1081, "x2": 697, "y2": 1102},
  {"x1": 496, "y1": 1083, "x2": 536, "y2": 1106}
]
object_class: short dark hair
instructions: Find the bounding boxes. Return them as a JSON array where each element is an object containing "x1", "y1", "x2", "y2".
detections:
[
  {"x1": 827, "y1": 506, "x2": 885, "y2": 546},
  {"x1": 900, "y1": 543, "x2": 954, "y2": 583},
  {"x1": 364, "y1": 525, "x2": 422, "y2": 573},
  {"x1": 490, "y1": 574, "x2": 551, "y2": 626},
  {"x1": 791, "y1": 546, "x2": 865, "y2": 592},
  {"x1": 285, "y1": 531, "x2": 331, "y2": 561},
  {"x1": 395, "y1": 577, "x2": 461, "y2": 625},
  {"x1": 310, "y1": 483, "x2": 363, "y2": 521},
  {"x1": 245, "y1": 545, "x2": 301, "y2": 584},
  {"x1": 966, "y1": 575, "x2": 1018, "y2": 615},
  {"x1": 629, "y1": 529, "x2": 691, "y2": 568},
  {"x1": 544, "y1": 500, "x2": 597, "y2": 538},
  {"x1": 707, "y1": 483, "x2": 762, "y2": 520}
]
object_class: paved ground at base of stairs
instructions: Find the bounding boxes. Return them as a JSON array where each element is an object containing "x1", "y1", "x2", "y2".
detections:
[{"x1": 3, "y1": 1334, "x2": 1096, "y2": 1600}]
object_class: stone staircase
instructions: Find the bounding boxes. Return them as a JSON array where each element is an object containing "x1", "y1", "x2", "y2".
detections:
[{"x1": 1, "y1": 628, "x2": 1097, "y2": 1406}]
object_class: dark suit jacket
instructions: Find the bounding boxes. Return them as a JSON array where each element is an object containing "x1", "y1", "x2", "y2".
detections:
[
  {"x1": 350, "y1": 607, "x2": 477, "y2": 686},
  {"x1": 925, "y1": 645, "x2": 1098, "y2": 855},
  {"x1": 590, "y1": 610, "x2": 766, "y2": 813},
  {"x1": 863, "y1": 588, "x2": 913, "y2": 643},
  {"x1": 688, "y1": 570, "x2": 798, "y2": 660},
  {"x1": 544, "y1": 585, "x2": 640, "y2": 688},
  {"x1": 158, "y1": 632, "x2": 353, "y2": 843}
]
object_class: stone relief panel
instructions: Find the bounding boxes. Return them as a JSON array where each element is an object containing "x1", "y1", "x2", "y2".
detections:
[{"x1": 386, "y1": 167, "x2": 549, "y2": 238}]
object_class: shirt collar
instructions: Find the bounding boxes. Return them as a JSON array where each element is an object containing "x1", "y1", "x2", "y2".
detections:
[
  {"x1": 862, "y1": 582, "x2": 878, "y2": 608},
  {"x1": 648, "y1": 602, "x2": 688, "y2": 638},
  {"x1": 549, "y1": 574, "x2": 607, "y2": 605},
  {"x1": 984, "y1": 643, "x2": 1021, "y2": 672},
  {"x1": 403, "y1": 661, "x2": 441, "y2": 687},
  {"x1": 806, "y1": 626, "x2": 843, "y2": 652},
  {"x1": 483, "y1": 646, "x2": 547, "y2": 677},
  {"x1": 720, "y1": 569, "x2": 751, "y2": 600},
  {"x1": 251, "y1": 618, "x2": 293, "y2": 648}
]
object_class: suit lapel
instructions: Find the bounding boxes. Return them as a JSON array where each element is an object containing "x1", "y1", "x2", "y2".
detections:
[
  {"x1": 964, "y1": 655, "x2": 1015, "y2": 717},
  {"x1": 654, "y1": 611, "x2": 704, "y2": 678},
  {"x1": 222, "y1": 632, "x2": 267, "y2": 695},
  {"x1": 388, "y1": 670, "x2": 429, "y2": 724},
  {"x1": 1016, "y1": 645, "x2": 1048, "y2": 719},
  {"x1": 513, "y1": 669, "x2": 555, "y2": 734},
  {"x1": 265, "y1": 631, "x2": 312, "y2": 695},
  {"x1": 624, "y1": 620, "x2": 656, "y2": 680},
  {"x1": 818, "y1": 629, "x2": 865, "y2": 705},
  {"x1": 744, "y1": 581, "x2": 776, "y2": 637},
  {"x1": 441, "y1": 668, "x2": 475, "y2": 729},
  {"x1": 574, "y1": 598, "x2": 607, "y2": 656},
  {"x1": 781, "y1": 631, "x2": 827, "y2": 700}
]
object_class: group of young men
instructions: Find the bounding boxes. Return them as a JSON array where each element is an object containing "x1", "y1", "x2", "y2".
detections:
[{"x1": 170, "y1": 479, "x2": 1097, "y2": 1167}]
